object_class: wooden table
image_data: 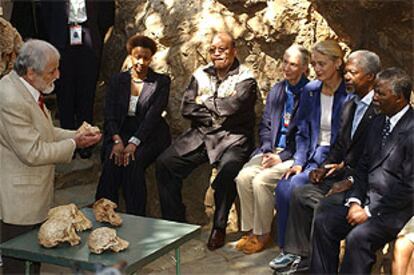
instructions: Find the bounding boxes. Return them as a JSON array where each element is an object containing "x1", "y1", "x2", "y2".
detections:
[{"x1": 0, "y1": 208, "x2": 201, "y2": 274}]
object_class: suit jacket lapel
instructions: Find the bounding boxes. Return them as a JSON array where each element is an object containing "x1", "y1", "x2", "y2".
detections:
[
  {"x1": 330, "y1": 81, "x2": 348, "y2": 142},
  {"x1": 120, "y1": 72, "x2": 131, "y2": 116},
  {"x1": 371, "y1": 109, "x2": 413, "y2": 169},
  {"x1": 350, "y1": 103, "x2": 377, "y2": 144},
  {"x1": 342, "y1": 100, "x2": 356, "y2": 142},
  {"x1": 313, "y1": 85, "x2": 322, "y2": 148},
  {"x1": 9, "y1": 71, "x2": 51, "y2": 122},
  {"x1": 137, "y1": 70, "x2": 157, "y2": 109}
]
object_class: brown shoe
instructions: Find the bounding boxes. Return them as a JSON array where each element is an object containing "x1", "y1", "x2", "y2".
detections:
[
  {"x1": 242, "y1": 236, "x2": 272, "y2": 254},
  {"x1": 235, "y1": 235, "x2": 252, "y2": 251},
  {"x1": 207, "y1": 228, "x2": 226, "y2": 251}
]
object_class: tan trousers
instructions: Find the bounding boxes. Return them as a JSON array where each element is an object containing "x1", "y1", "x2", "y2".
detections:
[{"x1": 235, "y1": 153, "x2": 293, "y2": 235}]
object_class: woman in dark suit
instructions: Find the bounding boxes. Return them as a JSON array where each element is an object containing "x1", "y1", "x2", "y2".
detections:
[{"x1": 96, "y1": 35, "x2": 171, "y2": 216}]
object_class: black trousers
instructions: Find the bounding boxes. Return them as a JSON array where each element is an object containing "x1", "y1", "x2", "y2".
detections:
[
  {"x1": 96, "y1": 119, "x2": 171, "y2": 216},
  {"x1": 55, "y1": 45, "x2": 98, "y2": 130},
  {"x1": 1, "y1": 221, "x2": 41, "y2": 274},
  {"x1": 155, "y1": 143, "x2": 249, "y2": 229},
  {"x1": 284, "y1": 177, "x2": 345, "y2": 257},
  {"x1": 309, "y1": 194, "x2": 407, "y2": 273}
]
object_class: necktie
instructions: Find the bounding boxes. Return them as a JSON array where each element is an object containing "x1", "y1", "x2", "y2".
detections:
[
  {"x1": 381, "y1": 118, "x2": 391, "y2": 148},
  {"x1": 38, "y1": 95, "x2": 47, "y2": 117}
]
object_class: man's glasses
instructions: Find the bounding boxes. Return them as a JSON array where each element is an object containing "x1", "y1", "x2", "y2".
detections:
[{"x1": 208, "y1": 47, "x2": 231, "y2": 55}]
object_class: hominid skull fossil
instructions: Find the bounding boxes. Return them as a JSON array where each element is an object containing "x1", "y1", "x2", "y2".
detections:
[
  {"x1": 48, "y1": 203, "x2": 92, "y2": 231},
  {"x1": 88, "y1": 227, "x2": 129, "y2": 254},
  {"x1": 38, "y1": 218, "x2": 81, "y2": 248},
  {"x1": 93, "y1": 198, "x2": 122, "y2": 226}
]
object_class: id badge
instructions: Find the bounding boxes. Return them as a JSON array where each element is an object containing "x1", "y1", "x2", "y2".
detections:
[
  {"x1": 70, "y1": 25, "x2": 82, "y2": 45},
  {"x1": 283, "y1": 112, "x2": 291, "y2": 128}
]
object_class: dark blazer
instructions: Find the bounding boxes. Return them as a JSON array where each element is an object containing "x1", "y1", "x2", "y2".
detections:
[
  {"x1": 323, "y1": 98, "x2": 379, "y2": 175},
  {"x1": 293, "y1": 79, "x2": 351, "y2": 167},
  {"x1": 347, "y1": 107, "x2": 414, "y2": 229},
  {"x1": 39, "y1": 0, "x2": 114, "y2": 57},
  {"x1": 102, "y1": 69, "x2": 171, "y2": 157},
  {"x1": 252, "y1": 76, "x2": 308, "y2": 160}
]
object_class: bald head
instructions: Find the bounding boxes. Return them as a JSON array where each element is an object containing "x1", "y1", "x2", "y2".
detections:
[
  {"x1": 212, "y1": 32, "x2": 236, "y2": 49},
  {"x1": 209, "y1": 32, "x2": 237, "y2": 78}
]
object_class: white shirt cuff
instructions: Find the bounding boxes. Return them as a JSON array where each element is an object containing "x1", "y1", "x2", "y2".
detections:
[
  {"x1": 128, "y1": 136, "x2": 141, "y2": 146},
  {"x1": 364, "y1": 206, "x2": 372, "y2": 217},
  {"x1": 345, "y1": 197, "x2": 362, "y2": 207}
]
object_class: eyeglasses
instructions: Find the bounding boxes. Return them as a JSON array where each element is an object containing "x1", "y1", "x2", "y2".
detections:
[{"x1": 208, "y1": 47, "x2": 231, "y2": 55}]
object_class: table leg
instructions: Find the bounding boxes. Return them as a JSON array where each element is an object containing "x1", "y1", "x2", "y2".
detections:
[
  {"x1": 25, "y1": 261, "x2": 32, "y2": 275},
  {"x1": 175, "y1": 248, "x2": 181, "y2": 275}
]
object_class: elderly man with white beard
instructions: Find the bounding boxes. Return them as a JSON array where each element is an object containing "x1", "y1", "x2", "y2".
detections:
[{"x1": 0, "y1": 39, "x2": 101, "y2": 274}]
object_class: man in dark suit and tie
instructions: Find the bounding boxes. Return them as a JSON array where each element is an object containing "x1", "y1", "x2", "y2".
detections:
[
  {"x1": 310, "y1": 67, "x2": 414, "y2": 273},
  {"x1": 269, "y1": 50, "x2": 381, "y2": 272},
  {"x1": 156, "y1": 32, "x2": 257, "y2": 250}
]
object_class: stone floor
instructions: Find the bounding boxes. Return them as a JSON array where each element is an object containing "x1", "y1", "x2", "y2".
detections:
[{"x1": 2, "y1": 155, "x2": 280, "y2": 274}]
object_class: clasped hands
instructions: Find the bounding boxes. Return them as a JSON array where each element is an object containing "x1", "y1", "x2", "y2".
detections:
[
  {"x1": 74, "y1": 122, "x2": 102, "y2": 149},
  {"x1": 309, "y1": 161, "x2": 345, "y2": 184},
  {"x1": 261, "y1": 153, "x2": 282, "y2": 168},
  {"x1": 110, "y1": 140, "x2": 137, "y2": 167}
]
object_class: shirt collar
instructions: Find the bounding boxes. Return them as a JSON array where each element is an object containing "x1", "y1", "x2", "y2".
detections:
[
  {"x1": 285, "y1": 74, "x2": 309, "y2": 95},
  {"x1": 388, "y1": 104, "x2": 410, "y2": 132},
  {"x1": 354, "y1": 90, "x2": 374, "y2": 106},
  {"x1": 19, "y1": 76, "x2": 41, "y2": 102},
  {"x1": 360, "y1": 90, "x2": 374, "y2": 105},
  {"x1": 203, "y1": 58, "x2": 240, "y2": 78}
]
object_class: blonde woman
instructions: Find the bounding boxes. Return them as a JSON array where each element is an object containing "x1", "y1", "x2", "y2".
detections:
[{"x1": 271, "y1": 40, "x2": 351, "y2": 269}]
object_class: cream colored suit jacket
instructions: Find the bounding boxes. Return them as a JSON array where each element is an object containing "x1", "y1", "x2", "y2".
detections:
[{"x1": 0, "y1": 71, "x2": 76, "y2": 225}]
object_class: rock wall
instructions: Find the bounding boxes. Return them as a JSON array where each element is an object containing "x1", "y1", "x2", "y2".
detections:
[
  {"x1": 101, "y1": 0, "x2": 413, "y2": 129},
  {"x1": 98, "y1": 0, "x2": 413, "y2": 222}
]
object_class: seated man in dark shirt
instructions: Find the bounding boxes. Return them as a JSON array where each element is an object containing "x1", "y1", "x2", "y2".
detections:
[{"x1": 156, "y1": 32, "x2": 258, "y2": 250}]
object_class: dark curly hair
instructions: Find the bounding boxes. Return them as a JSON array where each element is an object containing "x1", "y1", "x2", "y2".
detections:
[{"x1": 126, "y1": 35, "x2": 157, "y2": 55}]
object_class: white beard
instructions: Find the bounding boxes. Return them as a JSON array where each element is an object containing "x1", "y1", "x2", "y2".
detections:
[{"x1": 42, "y1": 83, "x2": 55, "y2": 94}]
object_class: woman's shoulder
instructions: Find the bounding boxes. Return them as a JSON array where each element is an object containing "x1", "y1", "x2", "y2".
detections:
[
  {"x1": 303, "y1": 79, "x2": 322, "y2": 91},
  {"x1": 109, "y1": 71, "x2": 130, "y2": 83},
  {"x1": 150, "y1": 69, "x2": 171, "y2": 83},
  {"x1": 301, "y1": 79, "x2": 322, "y2": 98}
]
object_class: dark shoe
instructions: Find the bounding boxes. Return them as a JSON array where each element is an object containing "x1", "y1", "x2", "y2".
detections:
[
  {"x1": 207, "y1": 228, "x2": 226, "y2": 251},
  {"x1": 79, "y1": 147, "x2": 92, "y2": 159}
]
